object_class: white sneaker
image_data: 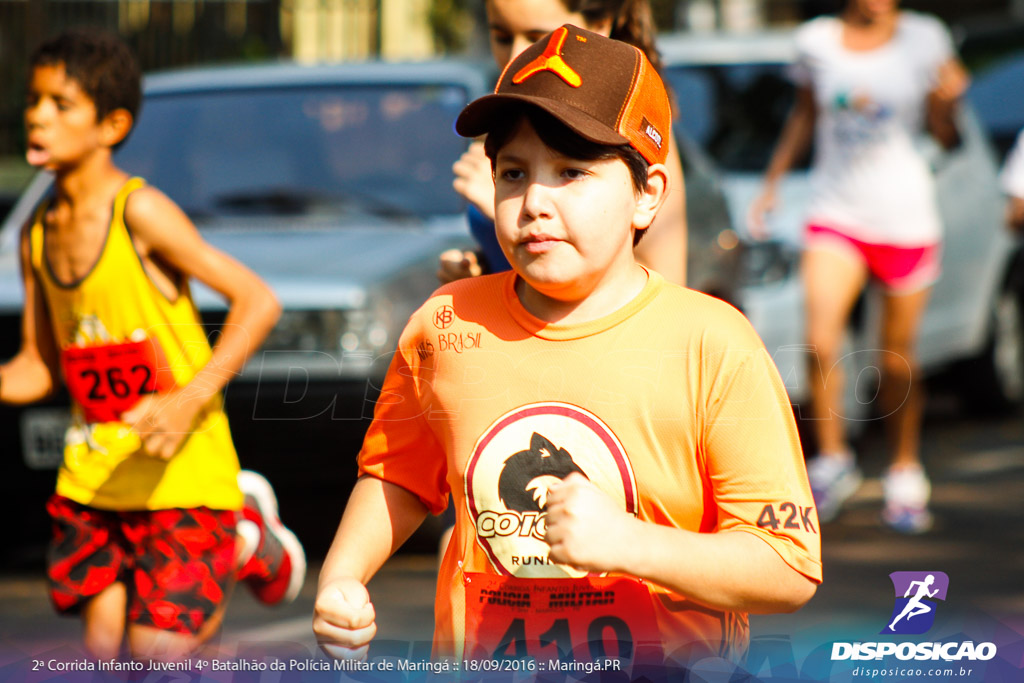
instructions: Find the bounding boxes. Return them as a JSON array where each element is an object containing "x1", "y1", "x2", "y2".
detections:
[
  {"x1": 882, "y1": 464, "x2": 933, "y2": 534},
  {"x1": 806, "y1": 452, "x2": 863, "y2": 522},
  {"x1": 237, "y1": 470, "x2": 307, "y2": 605}
]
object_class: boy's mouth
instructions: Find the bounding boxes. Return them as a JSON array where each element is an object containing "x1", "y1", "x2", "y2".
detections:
[
  {"x1": 521, "y1": 234, "x2": 563, "y2": 255},
  {"x1": 26, "y1": 142, "x2": 51, "y2": 167}
]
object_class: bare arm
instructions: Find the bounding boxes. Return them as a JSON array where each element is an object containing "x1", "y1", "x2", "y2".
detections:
[
  {"x1": 119, "y1": 187, "x2": 281, "y2": 458},
  {"x1": 926, "y1": 58, "x2": 969, "y2": 151},
  {"x1": 1008, "y1": 197, "x2": 1024, "y2": 233},
  {"x1": 634, "y1": 132, "x2": 688, "y2": 286},
  {"x1": 748, "y1": 86, "x2": 817, "y2": 237},
  {"x1": 0, "y1": 224, "x2": 60, "y2": 404},
  {"x1": 314, "y1": 476, "x2": 429, "y2": 656},
  {"x1": 545, "y1": 474, "x2": 817, "y2": 614}
]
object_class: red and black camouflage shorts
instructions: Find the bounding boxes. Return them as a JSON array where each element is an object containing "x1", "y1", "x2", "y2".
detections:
[{"x1": 46, "y1": 495, "x2": 237, "y2": 636}]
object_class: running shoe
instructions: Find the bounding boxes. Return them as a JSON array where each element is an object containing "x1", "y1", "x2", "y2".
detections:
[
  {"x1": 237, "y1": 470, "x2": 307, "y2": 605},
  {"x1": 806, "y1": 452, "x2": 863, "y2": 522},
  {"x1": 882, "y1": 464, "x2": 933, "y2": 534}
]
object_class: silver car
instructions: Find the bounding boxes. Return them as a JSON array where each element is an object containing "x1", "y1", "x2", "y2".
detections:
[{"x1": 659, "y1": 30, "x2": 1024, "y2": 424}]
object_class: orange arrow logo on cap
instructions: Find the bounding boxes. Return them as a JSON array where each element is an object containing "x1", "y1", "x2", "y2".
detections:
[{"x1": 512, "y1": 27, "x2": 582, "y2": 88}]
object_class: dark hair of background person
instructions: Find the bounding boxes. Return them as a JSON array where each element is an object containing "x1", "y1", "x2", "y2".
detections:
[{"x1": 569, "y1": 0, "x2": 663, "y2": 73}]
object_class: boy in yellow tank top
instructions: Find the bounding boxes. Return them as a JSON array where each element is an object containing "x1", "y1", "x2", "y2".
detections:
[
  {"x1": 314, "y1": 26, "x2": 821, "y2": 673},
  {"x1": 0, "y1": 29, "x2": 305, "y2": 660}
]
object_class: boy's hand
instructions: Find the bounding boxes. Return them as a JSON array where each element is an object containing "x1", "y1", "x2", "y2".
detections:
[
  {"x1": 544, "y1": 473, "x2": 636, "y2": 573},
  {"x1": 452, "y1": 141, "x2": 496, "y2": 221},
  {"x1": 314, "y1": 577, "x2": 377, "y2": 660},
  {"x1": 931, "y1": 60, "x2": 970, "y2": 104},
  {"x1": 747, "y1": 188, "x2": 777, "y2": 241},
  {"x1": 437, "y1": 249, "x2": 483, "y2": 284},
  {"x1": 1007, "y1": 196, "x2": 1024, "y2": 233},
  {"x1": 121, "y1": 390, "x2": 204, "y2": 460}
]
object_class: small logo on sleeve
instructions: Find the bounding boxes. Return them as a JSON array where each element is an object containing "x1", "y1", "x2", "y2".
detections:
[{"x1": 433, "y1": 305, "x2": 455, "y2": 329}]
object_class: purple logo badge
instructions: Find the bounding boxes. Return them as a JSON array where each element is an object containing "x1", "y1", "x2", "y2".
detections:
[{"x1": 882, "y1": 571, "x2": 949, "y2": 635}]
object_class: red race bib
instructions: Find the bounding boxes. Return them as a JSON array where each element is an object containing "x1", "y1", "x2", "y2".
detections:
[
  {"x1": 463, "y1": 572, "x2": 663, "y2": 665},
  {"x1": 62, "y1": 338, "x2": 176, "y2": 423}
]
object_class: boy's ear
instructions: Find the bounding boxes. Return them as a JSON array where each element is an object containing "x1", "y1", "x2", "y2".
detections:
[
  {"x1": 633, "y1": 163, "x2": 669, "y2": 233},
  {"x1": 100, "y1": 108, "x2": 134, "y2": 148}
]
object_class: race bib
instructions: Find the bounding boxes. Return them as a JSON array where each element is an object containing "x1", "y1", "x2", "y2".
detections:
[
  {"x1": 62, "y1": 338, "x2": 176, "y2": 423},
  {"x1": 463, "y1": 573, "x2": 663, "y2": 665}
]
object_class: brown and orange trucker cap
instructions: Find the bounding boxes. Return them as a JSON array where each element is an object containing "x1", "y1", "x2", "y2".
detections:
[{"x1": 455, "y1": 24, "x2": 671, "y2": 166}]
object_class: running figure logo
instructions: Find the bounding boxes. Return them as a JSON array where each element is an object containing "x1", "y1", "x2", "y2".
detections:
[{"x1": 882, "y1": 571, "x2": 949, "y2": 635}]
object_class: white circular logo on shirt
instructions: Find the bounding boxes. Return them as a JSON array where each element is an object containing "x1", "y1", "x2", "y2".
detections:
[{"x1": 465, "y1": 402, "x2": 637, "y2": 578}]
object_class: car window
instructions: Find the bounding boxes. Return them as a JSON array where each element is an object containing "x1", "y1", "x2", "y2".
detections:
[
  {"x1": 663, "y1": 63, "x2": 809, "y2": 172},
  {"x1": 115, "y1": 83, "x2": 470, "y2": 221}
]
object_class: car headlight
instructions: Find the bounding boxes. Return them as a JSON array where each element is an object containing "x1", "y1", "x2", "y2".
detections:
[{"x1": 259, "y1": 297, "x2": 394, "y2": 378}]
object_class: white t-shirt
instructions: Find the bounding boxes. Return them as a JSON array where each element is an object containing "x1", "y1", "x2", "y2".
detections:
[
  {"x1": 792, "y1": 11, "x2": 954, "y2": 246},
  {"x1": 1000, "y1": 129, "x2": 1024, "y2": 199}
]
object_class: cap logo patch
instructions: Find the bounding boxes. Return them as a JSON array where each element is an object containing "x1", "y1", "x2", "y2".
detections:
[
  {"x1": 512, "y1": 26, "x2": 582, "y2": 88},
  {"x1": 641, "y1": 116, "x2": 663, "y2": 149}
]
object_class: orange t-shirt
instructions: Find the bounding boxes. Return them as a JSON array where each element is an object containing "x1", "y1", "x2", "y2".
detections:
[{"x1": 358, "y1": 270, "x2": 821, "y2": 664}]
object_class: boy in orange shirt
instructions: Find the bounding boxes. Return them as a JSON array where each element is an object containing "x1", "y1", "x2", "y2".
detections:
[
  {"x1": 0, "y1": 29, "x2": 304, "y2": 660},
  {"x1": 314, "y1": 25, "x2": 820, "y2": 670}
]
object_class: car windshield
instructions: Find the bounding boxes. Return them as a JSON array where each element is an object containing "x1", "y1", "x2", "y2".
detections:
[
  {"x1": 115, "y1": 82, "x2": 471, "y2": 221},
  {"x1": 663, "y1": 62, "x2": 810, "y2": 172}
]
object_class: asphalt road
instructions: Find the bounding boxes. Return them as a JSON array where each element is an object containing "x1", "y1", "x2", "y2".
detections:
[{"x1": 0, "y1": 391, "x2": 1021, "y2": 681}]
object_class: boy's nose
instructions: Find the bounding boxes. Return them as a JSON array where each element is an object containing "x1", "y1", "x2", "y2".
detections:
[
  {"x1": 521, "y1": 181, "x2": 555, "y2": 220},
  {"x1": 25, "y1": 102, "x2": 48, "y2": 126}
]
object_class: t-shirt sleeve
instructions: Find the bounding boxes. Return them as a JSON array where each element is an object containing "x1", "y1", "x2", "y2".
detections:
[
  {"x1": 915, "y1": 14, "x2": 956, "y2": 86},
  {"x1": 699, "y1": 319, "x2": 822, "y2": 583},
  {"x1": 357, "y1": 316, "x2": 450, "y2": 515},
  {"x1": 1001, "y1": 129, "x2": 1024, "y2": 199},
  {"x1": 788, "y1": 20, "x2": 818, "y2": 87}
]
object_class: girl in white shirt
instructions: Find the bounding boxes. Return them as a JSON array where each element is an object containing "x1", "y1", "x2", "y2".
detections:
[{"x1": 750, "y1": 0, "x2": 969, "y2": 533}]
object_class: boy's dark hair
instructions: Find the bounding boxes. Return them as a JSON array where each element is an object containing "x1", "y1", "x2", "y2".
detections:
[
  {"x1": 484, "y1": 106, "x2": 651, "y2": 246},
  {"x1": 30, "y1": 28, "x2": 142, "y2": 129}
]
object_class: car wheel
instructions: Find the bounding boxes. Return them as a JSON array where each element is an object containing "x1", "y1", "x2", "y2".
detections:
[{"x1": 961, "y1": 282, "x2": 1024, "y2": 414}]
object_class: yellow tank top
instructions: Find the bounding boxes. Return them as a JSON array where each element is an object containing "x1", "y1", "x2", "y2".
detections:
[{"x1": 31, "y1": 178, "x2": 242, "y2": 511}]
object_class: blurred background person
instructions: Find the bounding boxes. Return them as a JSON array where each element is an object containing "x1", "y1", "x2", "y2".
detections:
[
  {"x1": 1002, "y1": 128, "x2": 1024, "y2": 232},
  {"x1": 439, "y1": 0, "x2": 688, "y2": 288},
  {"x1": 749, "y1": 0, "x2": 969, "y2": 533}
]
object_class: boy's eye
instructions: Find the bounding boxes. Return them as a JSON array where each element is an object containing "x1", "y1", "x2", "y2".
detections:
[
  {"x1": 490, "y1": 30, "x2": 512, "y2": 46},
  {"x1": 499, "y1": 168, "x2": 524, "y2": 182},
  {"x1": 562, "y1": 168, "x2": 588, "y2": 180}
]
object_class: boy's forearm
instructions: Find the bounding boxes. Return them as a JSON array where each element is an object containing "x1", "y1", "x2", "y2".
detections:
[
  {"x1": 615, "y1": 519, "x2": 817, "y2": 614},
  {"x1": 1007, "y1": 197, "x2": 1024, "y2": 232},
  {"x1": 927, "y1": 96, "x2": 961, "y2": 150},
  {"x1": 319, "y1": 476, "x2": 430, "y2": 588}
]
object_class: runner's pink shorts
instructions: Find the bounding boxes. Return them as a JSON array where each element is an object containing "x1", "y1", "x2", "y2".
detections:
[{"x1": 805, "y1": 224, "x2": 941, "y2": 293}]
